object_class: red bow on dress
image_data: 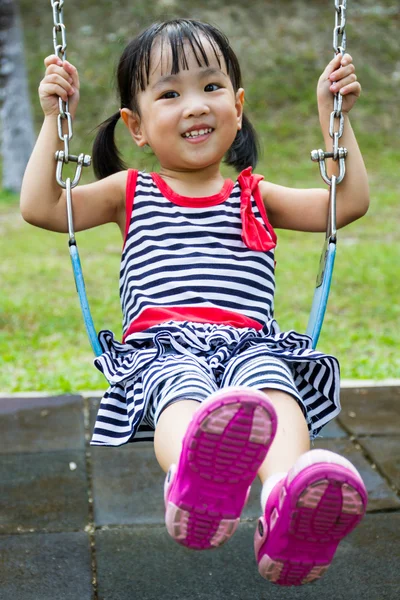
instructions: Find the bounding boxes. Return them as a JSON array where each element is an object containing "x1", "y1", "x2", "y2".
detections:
[{"x1": 237, "y1": 167, "x2": 277, "y2": 252}]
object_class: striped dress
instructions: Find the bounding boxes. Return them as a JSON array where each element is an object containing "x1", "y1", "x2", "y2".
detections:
[{"x1": 91, "y1": 168, "x2": 340, "y2": 446}]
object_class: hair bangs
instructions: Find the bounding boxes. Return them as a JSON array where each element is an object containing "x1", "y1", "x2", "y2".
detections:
[
  {"x1": 161, "y1": 23, "x2": 222, "y2": 76},
  {"x1": 137, "y1": 20, "x2": 240, "y2": 92}
]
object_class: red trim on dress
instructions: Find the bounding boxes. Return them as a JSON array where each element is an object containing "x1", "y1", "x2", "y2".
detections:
[
  {"x1": 123, "y1": 169, "x2": 138, "y2": 249},
  {"x1": 252, "y1": 178, "x2": 277, "y2": 247},
  {"x1": 237, "y1": 167, "x2": 277, "y2": 252},
  {"x1": 150, "y1": 172, "x2": 234, "y2": 207},
  {"x1": 122, "y1": 306, "x2": 263, "y2": 341}
]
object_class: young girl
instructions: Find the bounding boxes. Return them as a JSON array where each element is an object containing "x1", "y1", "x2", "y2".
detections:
[{"x1": 21, "y1": 19, "x2": 370, "y2": 587}]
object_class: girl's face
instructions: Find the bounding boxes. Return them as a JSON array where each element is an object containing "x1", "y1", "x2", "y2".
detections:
[{"x1": 121, "y1": 36, "x2": 244, "y2": 173}]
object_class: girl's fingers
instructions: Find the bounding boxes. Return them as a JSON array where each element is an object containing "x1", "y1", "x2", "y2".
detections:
[
  {"x1": 43, "y1": 84, "x2": 70, "y2": 102},
  {"x1": 340, "y1": 81, "x2": 361, "y2": 97},
  {"x1": 47, "y1": 63, "x2": 73, "y2": 79},
  {"x1": 43, "y1": 55, "x2": 80, "y2": 89},
  {"x1": 329, "y1": 63, "x2": 355, "y2": 82},
  {"x1": 323, "y1": 53, "x2": 341, "y2": 77},
  {"x1": 45, "y1": 67, "x2": 74, "y2": 90},
  {"x1": 318, "y1": 53, "x2": 360, "y2": 111},
  {"x1": 44, "y1": 54, "x2": 62, "y2": 67},
  {"x1": 52, "y1": 73, "x2": 75, "y2": 94},
  {"x1": 330, "y1": 73, "x2": 358, "y2": 93},
  {"x1": 325, "y1": 52, "x2": 353, "y2": 76},
  {"x1": 62, "y1": 60, "x2": 80, "y2": 89},
  {"x1": 340, "y1": 53, "x2": 353, "y2": 66},
  {"x1": 328, "y1": 53, "x2": 358, "y2": 95},
  {"x1": 41, "y1": 74, "x2": 75, "y2": 100}
]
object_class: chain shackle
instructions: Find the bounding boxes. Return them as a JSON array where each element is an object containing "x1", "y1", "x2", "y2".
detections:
[
  {"x1": 50, "y1": 0, "x2": 91, "y2": 194},
  {"x1": 311, "y1": 0, "x2": 348, "y2": 242}
]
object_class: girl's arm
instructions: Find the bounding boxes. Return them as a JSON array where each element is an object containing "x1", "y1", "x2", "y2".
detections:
[
  {"x1": 20, "y1": 55, "x2": 126, "y2": 233},
  {"x1": 261, "y1": 53, "x2": 370, "y2": 232}
]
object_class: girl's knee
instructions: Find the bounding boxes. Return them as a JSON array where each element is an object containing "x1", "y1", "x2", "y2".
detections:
[
  {"x1": 154, "y1": 399, "x2": 200, "y2": 473},
  {"x1": 261, "y1": 388, "x2": 306, "y2": 415}
]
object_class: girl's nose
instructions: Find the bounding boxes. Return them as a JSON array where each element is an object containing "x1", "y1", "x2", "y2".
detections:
[{"x1": 182, "y1": 97, "x2": 211, "y2": 119}]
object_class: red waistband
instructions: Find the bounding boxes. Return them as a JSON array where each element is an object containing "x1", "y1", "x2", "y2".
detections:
[{"x1": 122, "y1": 306, "x2": 263, "y2": 341}]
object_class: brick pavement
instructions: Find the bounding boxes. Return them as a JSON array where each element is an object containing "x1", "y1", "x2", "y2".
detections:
[{"x1": 0, "y1": 386, "x2": 399, "y2": 599}]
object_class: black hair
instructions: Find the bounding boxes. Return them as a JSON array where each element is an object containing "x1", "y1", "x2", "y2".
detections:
[{"x1": 92, "y1": 19, "x2": 259, "y2": 179}]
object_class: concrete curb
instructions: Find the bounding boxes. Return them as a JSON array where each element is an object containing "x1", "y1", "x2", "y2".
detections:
[
  {"x1": 340, "y1": 379, "x2": 400, "y2": 388},
  {"x1": 1, "y1": 379, "x2": 400, "y2": 398}
]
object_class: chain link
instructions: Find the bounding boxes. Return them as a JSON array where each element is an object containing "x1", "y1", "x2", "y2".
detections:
[
  {"x1": 50, "y1": 0, "x2": 90, "y2": 209},
  {"x1": 311, "y1": 0, "x2": 348, "y2": 242},
  {"x1": 333, "y1": 0, "x2": 347, "y2": 116},
  {"x1": 333, "y1": 0, "x2": 347, "y2": 55}
]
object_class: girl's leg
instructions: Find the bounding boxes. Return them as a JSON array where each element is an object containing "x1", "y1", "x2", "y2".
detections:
[
  {"x1": 156, "y1": 389, "x2": 278, "y2": 551},
  {"x1": 254, "y1": 388, "x2": 368, "y2": 587},
  {"x1": 257, "y1": 388, "x2": 310, "y2": 484},
  {"x1": 153, "y1": 390, "x2": 306, "y2": 483},
  {"x1": 154, "y1": 399, "x2": 200, "y2": 473}
]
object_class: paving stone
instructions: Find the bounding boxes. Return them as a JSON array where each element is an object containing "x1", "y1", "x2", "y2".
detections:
[
  {"x1": 95, "y1": 514, "x2": 400, "y2": 600},
  {"x1": 91, "y1": 443, "x2": 166, "y2": 526},
  {"x1": 313, "y1": 438, "x2": 400, "y2": 511},
  {"x1": 0, "y1": 451, "x2": 89, "y2": 534},
  {"x1": 0, "y1": 532, "x2": 92, "y2": 600},
  {"x1": 359, "y1": 436, "x2": 400, "y2": 489},
  {"x1": 339, "y1": 387, "x2": 400, "y2": 435},
  {"x1": 0, "y1": 395, "x2": 85, "y2": 454},
  {"x1": 91, "y1": 440, "x2": 272, "y2": 526},
  {"x1": 88, "y1": 396, "x2": 102, "y2": 432},
  {"x1": 318, "y1": 417, "x2": 347, "y2": 439}
]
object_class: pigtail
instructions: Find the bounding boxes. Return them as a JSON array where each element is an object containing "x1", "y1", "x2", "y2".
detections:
[
  {"x1": 224, "y1": 112, "x2": 260, "y2": 172},
  {"x1": 92, "y1": 112, "x2": 127, "y2": 180}
]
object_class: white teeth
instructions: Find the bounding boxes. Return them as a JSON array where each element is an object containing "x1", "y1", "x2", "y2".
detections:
[{"x1": 184, "y1": 128, "x2": 213, "y2": 138}]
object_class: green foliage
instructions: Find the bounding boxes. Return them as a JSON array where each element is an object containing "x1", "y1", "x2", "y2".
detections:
[{"x1": 1, "y1": 0, "x2": 399, "y2": 391}]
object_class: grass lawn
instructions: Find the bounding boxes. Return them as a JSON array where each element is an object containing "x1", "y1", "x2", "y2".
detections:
[
  {"x1": 1, "y1": 0, "x2": 399, "y2": 392},
  {"x1": 1, "y1": 158, "x2": 399, "y2": 392}
]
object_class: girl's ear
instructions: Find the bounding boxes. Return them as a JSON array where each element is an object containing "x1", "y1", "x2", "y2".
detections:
[
  {"x1": 235, "y1": 88, "x2": 245, "y2": 130},
  {"x1": 120, "y1": 108, "x2": 147, "y2": 147}
]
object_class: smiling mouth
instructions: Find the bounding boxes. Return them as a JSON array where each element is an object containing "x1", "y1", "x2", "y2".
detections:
[{"x1": 182, "y1": 127, "x2": 214, "y2": 139}]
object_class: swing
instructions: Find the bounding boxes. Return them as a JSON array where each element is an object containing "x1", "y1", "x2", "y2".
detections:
[{"x1": 50, "y1": 0, "x2": 348, "y2": 356}]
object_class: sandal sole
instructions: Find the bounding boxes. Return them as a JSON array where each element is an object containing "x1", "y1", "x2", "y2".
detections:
[
  {"x1": 256, "y1": 459, "x2": 367, "y2": 585},
  {"x1": 166, "y1": 388, "x2": 277, "y2": 550}
]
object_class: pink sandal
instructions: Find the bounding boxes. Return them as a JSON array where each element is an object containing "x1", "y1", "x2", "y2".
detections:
[
  {"x1": 164, "y1": 387, "x2": 278, "y2": 550},
  {"x1": 254, "y1": 449, "x2": 368, "y2": 586}
]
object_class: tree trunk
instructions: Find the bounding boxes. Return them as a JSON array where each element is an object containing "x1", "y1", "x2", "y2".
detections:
[{"x1": 0, "y1": 0, "x2": 35, "y2": 193}]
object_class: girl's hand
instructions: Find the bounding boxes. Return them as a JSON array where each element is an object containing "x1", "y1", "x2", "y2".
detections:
[
  {"x1": 317, "y1": 53, "x2": 361, "y2": 115},
  {"x1": 38, "y1": 55, "x2": 80, "y2": 119}
]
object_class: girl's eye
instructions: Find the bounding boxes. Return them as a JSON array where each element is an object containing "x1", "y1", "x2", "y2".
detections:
[
  {"x1": 160, "y1": 91, "x2": 179, "y2": 99},
  {"x1": 205, "y1": 83, "x2": 221, "y2": 92}
]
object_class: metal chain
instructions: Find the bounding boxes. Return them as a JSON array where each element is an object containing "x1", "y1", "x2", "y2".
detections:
[
  {"x1": 311, "y1": 0, "x2": 348, "y2": 243},
  {"x1": 51, "y1": 0, "x2": 90, "y2": 242}
]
